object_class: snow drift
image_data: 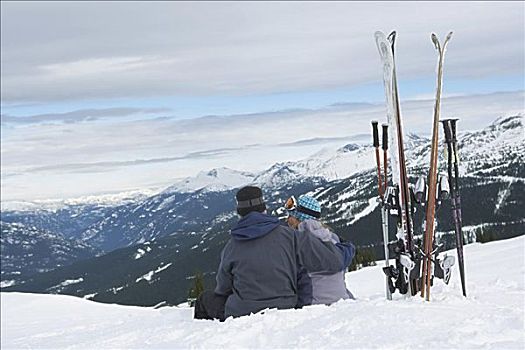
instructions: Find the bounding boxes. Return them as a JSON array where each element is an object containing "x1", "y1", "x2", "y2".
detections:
[{"x1": 1, "y1": 236, "x2": 524, "y2": 349}]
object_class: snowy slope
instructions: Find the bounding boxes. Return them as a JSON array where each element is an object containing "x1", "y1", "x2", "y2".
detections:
[{"x1": 2, "y1": 236, "x2": 523, "y2": 349}]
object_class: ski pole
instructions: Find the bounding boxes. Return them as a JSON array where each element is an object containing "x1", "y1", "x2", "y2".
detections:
[
  {"x1": 372, "y1": 121, "x2": 383, "y2": 198},
  {"x1": 380, "y1": 123, "x2": 392, "y2": 300},
  {"x1": 382, "y1": 124, "x2": 389, "y2": 192},
  {"x1": 449, "y1": 118, "x2": 467, "y2": 297}
]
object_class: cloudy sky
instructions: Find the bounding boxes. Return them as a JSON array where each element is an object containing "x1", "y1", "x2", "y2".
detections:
[{"x1": 1, "y1": 2, "x2": 524, "y2": 201}]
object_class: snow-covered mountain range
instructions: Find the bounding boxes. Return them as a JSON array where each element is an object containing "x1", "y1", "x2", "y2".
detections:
[
  {"x1": 2, "y1": 115, "x2": 522, "y2": 208},
  {"x1": 1, "y1": 189, "x2": 160, "y2": 213},
  {"x1": 1, "y1": 114, "x2": 523, "y2": 306},
  {"x1": 0, "y1": 222, "x2": 100, "y2": 287}
]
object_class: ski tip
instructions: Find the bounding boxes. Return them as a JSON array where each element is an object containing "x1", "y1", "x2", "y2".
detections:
[
  {"x1": 443, "y1": 31, "x2": 454, "y2": 48},
  {"x1": 388, "y1": 30, "x2": 396, "y2": 41},
  {"x1": 431, "y1": 33, "x2": 440, "y2": 50},
  {"x1": 387, "y1": 31, "x2": 396, "y2": 48},
  {"x1": 374, "y1": 31, "x2": 385, "y2": 40},
  {"x1": 375, "y1": 40, "x2": 390, "y2": 59}
]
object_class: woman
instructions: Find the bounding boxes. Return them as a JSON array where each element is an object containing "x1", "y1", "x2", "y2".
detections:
[{"x1": 285, "y1": 195, "x2": 355, "y2": 305}]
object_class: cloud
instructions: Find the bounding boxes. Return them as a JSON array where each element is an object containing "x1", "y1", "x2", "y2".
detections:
[
  {"x1": 278, "y1": 135, "x2": 369, "y2": 147},
  {"x1": 1, "y1": 90, "x2": 523, "y2": 201},
  {"x1": 39, "y1": 56, "x2": 174, "y2": 79},
  {"x1": 0, "y1": 107, "x2": 171, "y2": 125},
  {"x1": 21, "y1": 146, "x2": 262, "y2": 175},
  {"x1": 1, "y1": 2, "x2": 523, "y2": 103}
]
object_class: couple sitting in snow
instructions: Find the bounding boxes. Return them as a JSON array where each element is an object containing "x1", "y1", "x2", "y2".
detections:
[{"x1": 194, "y1": 185, "x2": 355, "y2": 321}]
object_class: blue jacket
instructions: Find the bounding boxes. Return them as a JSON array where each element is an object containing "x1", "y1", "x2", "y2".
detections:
[{"x1": 215, "y1": 212, "x2": 354, "y2": 318}]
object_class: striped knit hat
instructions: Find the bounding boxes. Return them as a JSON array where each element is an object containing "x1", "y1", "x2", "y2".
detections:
[{"x1": 289, "y1": 195, "x2": 321, "y2": 222}]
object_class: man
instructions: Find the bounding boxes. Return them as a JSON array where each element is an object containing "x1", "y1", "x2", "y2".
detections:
[{"x1": 194, "y1": 186, "x2": 355, "y2": 320}]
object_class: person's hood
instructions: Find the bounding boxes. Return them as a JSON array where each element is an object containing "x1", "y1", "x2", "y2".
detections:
[
  {"x1": 231, "y1": 211, "x2": 281, "y2": 241},
  {"x1": 298, "y1": 219, "x2": 340, "y2": 244}
]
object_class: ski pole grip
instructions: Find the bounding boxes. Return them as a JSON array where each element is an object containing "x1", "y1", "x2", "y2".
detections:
[
  {"x1": 382, "y1": 124, "x2": 388, "y2": 151},
  {"x1": 441, "y1": 119, "x2": 453, "y2": 143},
  {"x1": 372, "y1": 121, "x2": 379, "y2": 148}
]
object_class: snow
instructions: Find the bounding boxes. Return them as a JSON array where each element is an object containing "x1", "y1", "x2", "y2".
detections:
[
  {"x1": 59, "y1": 278, "x2": 84, "y2": 286},
  {"x1": 47, "y1": 278, "x2": 84, "y2": 291},
  {"x1": 348, "y1": 197, "x2": 379, "y2": 225},
  {"x1": 0, "y1": 188, "x2": 160, "y2": 212},
  {"x1": 2, "y1": 236, "x2": 524, "y2": 349},
  {"x1": 254, "y1": 143, "x2": 375, "y2": 187},
  {"x1": 135, "y1": 263, "x2": 173, "y2": 283},
  {"x1": 163, "y1": 167, "x2": 256, "y2": 194},
  {"x1": 134, "y1": 246, "x2": 152, "y2": 260},
  {"x1": 0, "y1": 280, "x2": 16, "y2": 288}
]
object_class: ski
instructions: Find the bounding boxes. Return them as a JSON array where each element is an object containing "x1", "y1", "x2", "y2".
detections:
[
  {"x1": 375, "y1": 30, "x2": 417, "y2": 296},
  {"x1": 441, "y1": 118, "x2": 467, "y2": 297},
  {"x1": 387, "y1": 31, "x2": 415, "y2": 266},
  {"x1": 421, "y1": 32, "x2": 453, "y2": 301}
]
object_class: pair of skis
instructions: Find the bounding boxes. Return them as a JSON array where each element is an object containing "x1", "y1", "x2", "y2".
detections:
[
  {"x1": 373, "y1": 30, "x2": 466, "y2": 301},
  {"x1": 374, "y1": 31, "x2": 417, "y2": 298}
]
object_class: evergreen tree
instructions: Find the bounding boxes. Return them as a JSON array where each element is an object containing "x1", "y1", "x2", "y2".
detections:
[
  {"x1": 187, "y1": 271, "x2": 205, "y2": 306},
  {"x1": 476, "y1": 228, "x2": 496, "y2": 243},
  {"x1": 349, "y1": 247, "x2": 377, "y2": 272}
]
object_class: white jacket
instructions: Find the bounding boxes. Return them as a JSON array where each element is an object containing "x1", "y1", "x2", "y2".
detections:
[{"x1": 298, "y1": 219, "x2": 354, "y2": 305}]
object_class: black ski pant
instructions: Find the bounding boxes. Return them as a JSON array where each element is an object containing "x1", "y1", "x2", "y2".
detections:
[{"x1": 193, "y1": 290, "x2": 227, "y2": 321}]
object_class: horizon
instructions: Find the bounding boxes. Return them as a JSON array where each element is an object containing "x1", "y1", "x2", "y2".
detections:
[{"x1": 1, "y1": 109, "x2": 522, "y2": 206}]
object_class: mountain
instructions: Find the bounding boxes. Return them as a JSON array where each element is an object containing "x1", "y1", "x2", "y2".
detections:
[
  {"x1": 0, "y1": 188, "x2": 157, "y2": 242},
  {"x1": 254, "y1": 142, "x2": 375, "y2": 187},
  {"x1": 2, "y1": 236, "x2": 524, "y2": 349},
  {"x1": 2, "y1": 115, "x2": 523, "y2": 306},
  {"x1": 460, "y1": 115, "x2": 524, "y2": 177},
  {"x1": 0, "y1": 222, "x2": 100, "y2": 287},
  {"x1": 163, "y1": 167, "x2": 256, "y2": 193}
]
